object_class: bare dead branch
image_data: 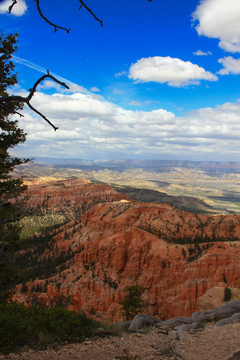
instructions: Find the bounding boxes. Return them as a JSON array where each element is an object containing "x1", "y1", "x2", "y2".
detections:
[
  {"x1": 26, "y1": 73, "x2": 69, "y2": 102},
  {"x1": 0, "y1": 73, "x2": 70, "y2": 131},
  {"x1": 79, "y1": 0, "x2": 103, "y2": 27},
  {"x1": 8, "y1": 0, "x2": 17, "y2": 13},
  {"x1": 9, "y1": 0, "x2": 151, "y2": 31},
  {"x1": 27, "y1": 101, "x2": 58, "y2": 130},
  {"x1": 34, "y1": 0, "x2": 70, "y2": 33}
]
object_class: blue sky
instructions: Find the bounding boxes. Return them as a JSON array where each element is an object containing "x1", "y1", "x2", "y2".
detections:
[{"x1": 1, "y1": 0, "x2": 240, "y2": 161}]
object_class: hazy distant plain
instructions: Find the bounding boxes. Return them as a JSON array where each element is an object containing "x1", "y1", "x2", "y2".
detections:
[{"x1": 16, "y1": 159, "x2": 240, "y2": 215}]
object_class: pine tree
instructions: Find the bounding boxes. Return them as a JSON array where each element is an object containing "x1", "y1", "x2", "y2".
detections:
[
  {"x1": 120, "y1": 284, "x2": 147, "y2": 320},
  {"x1": 0, "y1": 33, "x2": 28, "y2": 303}
]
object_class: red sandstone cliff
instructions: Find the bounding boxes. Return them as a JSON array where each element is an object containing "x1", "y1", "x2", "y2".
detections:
[
  {"x1": 12, "y1": 180, "x2": 240, "y2": 323},
  {"x1": 17, "y1": 178, "x2": 128, "y2": 219}
]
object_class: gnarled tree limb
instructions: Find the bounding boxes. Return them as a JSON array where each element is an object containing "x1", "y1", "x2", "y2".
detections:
[
  {"x1": 8, "y1": 0, "x2": 102, "y2": 32},
  {"x1": 78, "y1": 0, "x2": 103, "y2": 27},
  {"x1": 8, "y1": 0, "x2": 70, "y2": 33},
  {"x1": 34, "y1": 0, "x2": 70, "y2": 33},
  {"x1": 8, "y1": 0, "x2": 151, "y2": 31},
  {"x1": 0, "y1": 73, "x2": 70, "y2": 131}
]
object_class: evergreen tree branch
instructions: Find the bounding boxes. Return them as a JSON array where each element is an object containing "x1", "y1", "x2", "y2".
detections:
[{"x1": 0, "y1": 73, "x2": 70, "y2": 131}]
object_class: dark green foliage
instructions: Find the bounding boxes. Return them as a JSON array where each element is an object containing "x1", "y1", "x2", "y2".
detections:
[
  {"x1": 224, "y1": 287, "x2": 232, "y2": 302},
  {"x1": 196, "y1": 322, "x2": 205, "y2": 329},
  {"x1": 223, "y1": 273, "x2": 227, "y2": 283},
  {"x1": 103, "y1": 272, "x2": 118, "y2": 289},
  {"x1": 186, "y1": 243, "x2": 213, "y2": 263},
  {"x1": 139, "y1": 220, "x2": 239, "y2": 245},
  {"x1": 0, "y1": 303, "x2": 99, "y2": 354},
  {"x1": 182, "y1": 248, "x2": 187, "y2": 258},
  {"x1": 119, "y1": 284, "x2": 147, "y2": 320},
  {"x1": 0, "y1": 33, "x2": 29, "y2": 303},
  {"x1": 187, "y1": 243, "x2": 202, "y2": 262},
  {"x1": 161, "y1": 260, "x2": 167, "y2": 269},
  {"x1": 0, "y1": 33, "x2": 28, "y2": 232},
  {"x1": 14, "y1": 231, "x2": 75, "y2": 284}
]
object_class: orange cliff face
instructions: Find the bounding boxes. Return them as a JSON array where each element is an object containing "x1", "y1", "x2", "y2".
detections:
[
  {"x1": 12, "y1": 181, "x2": 240, "y2": 323},
  {"x1": 16, "y1": 178, "x2": 128, "y2": 219}
]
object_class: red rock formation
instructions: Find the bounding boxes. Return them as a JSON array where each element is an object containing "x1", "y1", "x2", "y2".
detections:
[
  {"x1": 12, "y1": 182, "x2": 240, "y2": 323},
  {"x1": 16, "y1": 178, "x2": 128, "y2": 219}
]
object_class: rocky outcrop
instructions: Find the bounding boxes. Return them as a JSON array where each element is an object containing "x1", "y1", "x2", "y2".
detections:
[{"x1": 199, "y1": 287, "x2": 240, "y2": 311}]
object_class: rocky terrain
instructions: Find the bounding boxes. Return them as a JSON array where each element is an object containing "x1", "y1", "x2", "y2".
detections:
[
  {"x1": 11, "y1": 178, "x2": 240, "y2": 324},
  {"x1": 2, "y1": 309, "x2": 240, "y2": 360}
]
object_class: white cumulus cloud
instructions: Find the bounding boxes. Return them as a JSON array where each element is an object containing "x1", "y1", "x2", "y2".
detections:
[
  {"x1": 218, "y1": 56, "x2": 240, "y2": 75},
  {"x1": 192, "y1": 0, "x2": 240, "y2": 53},
  {"x1": 128, "y1": 56, "x2": 217, "y2": 87},
  {"x1": 0, "y1": 0, "x2": 27, "y2": 16},
  {"x1": 11, "y1": 87, "x2": 240, "y2": 161}
]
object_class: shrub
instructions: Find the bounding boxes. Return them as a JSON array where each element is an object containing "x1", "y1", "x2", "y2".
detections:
[
  {"x1": 119, "y1": 284, "x2": 147, "y2": 320},
  {"x1": 0, "y1": 303, "x2": 100, "y2": 354},
  {"x1": 196, "y1": 322, "x2": 205, "y2": 329},
  {"x1": 224, "y1": 287, "x2": 232, "y2": 302}
]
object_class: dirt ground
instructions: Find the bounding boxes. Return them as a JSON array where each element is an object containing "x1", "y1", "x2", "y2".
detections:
[{"x1": 1, "y1": 322, "x2": 240, "y2": 360}]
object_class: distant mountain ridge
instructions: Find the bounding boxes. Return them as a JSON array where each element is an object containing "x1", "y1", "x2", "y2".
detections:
[{"x1": 34, "y1": 158, "x2": 240, "y2": 173}]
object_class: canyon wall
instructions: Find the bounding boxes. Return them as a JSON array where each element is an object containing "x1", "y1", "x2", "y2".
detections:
[{"x1": 13, "y1": 180, "x2": 240, "y2": 322}]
